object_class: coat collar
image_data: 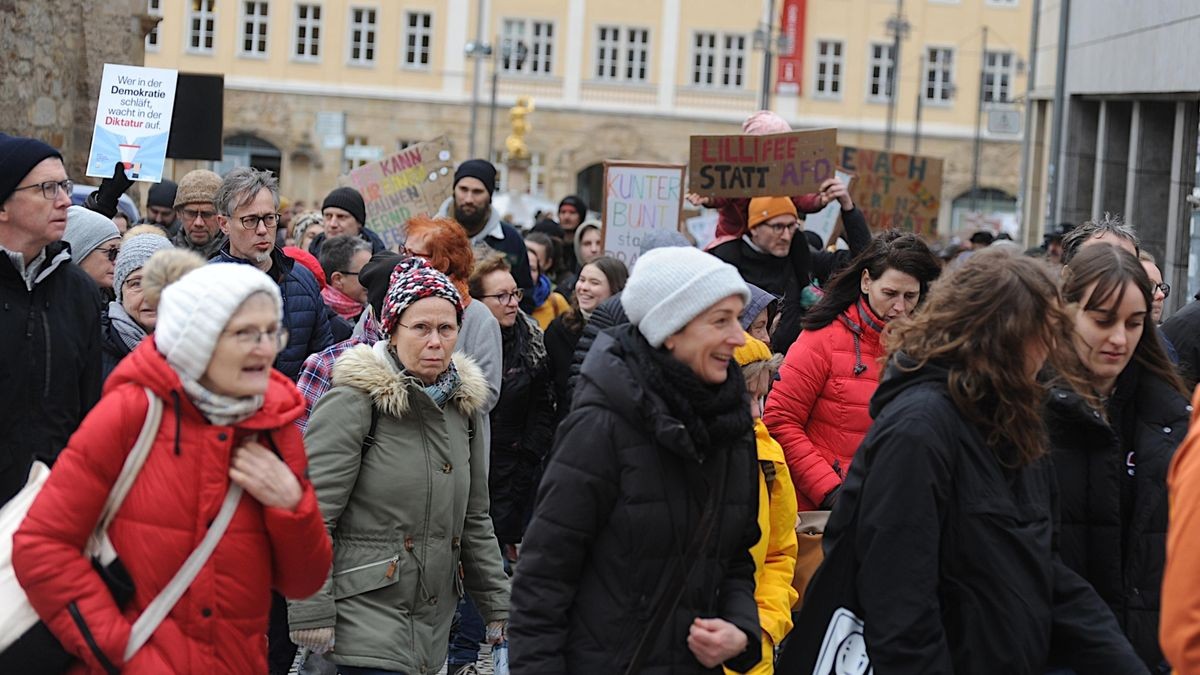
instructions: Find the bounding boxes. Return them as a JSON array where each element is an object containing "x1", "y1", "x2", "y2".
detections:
[{"x1": 331, "y1": 340, "x2": 489, "y2": 418}]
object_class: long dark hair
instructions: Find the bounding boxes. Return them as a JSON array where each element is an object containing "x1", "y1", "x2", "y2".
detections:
[
  {"x1": 1061, "y1": 243, "x2": 1186, "y2": 396},
  {"x1": 803, "y1": 231, "x2": 942, "y2": 331},
  {"x1": 562, "y1": 256, "x2": 629, "y2": 333}
]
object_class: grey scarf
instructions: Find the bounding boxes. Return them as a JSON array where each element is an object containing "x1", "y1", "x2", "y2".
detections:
[
  {"x1": 178, "y1": 373, "x2": 264, "y2": 427},
  {"x1": 108, "y1": 301, "x2": 147, "y2": 353}
]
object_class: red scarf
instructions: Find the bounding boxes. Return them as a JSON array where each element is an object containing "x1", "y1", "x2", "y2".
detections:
[{"x1": 321, "y1": 285, "x2": 365, "y2": 321}]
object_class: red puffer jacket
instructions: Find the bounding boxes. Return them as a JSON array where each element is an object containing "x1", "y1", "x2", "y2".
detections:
[
  {"x1": 13, "y1": 338, "x2": 331, "y2": 674},
  {"x1": 764, "y1": 299, "x2": 886, "y2": 509}
]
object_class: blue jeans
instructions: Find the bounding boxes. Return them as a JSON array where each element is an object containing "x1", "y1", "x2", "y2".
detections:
[{"x1": 446, "y1": 593, "x2": 485, "y2": 668}]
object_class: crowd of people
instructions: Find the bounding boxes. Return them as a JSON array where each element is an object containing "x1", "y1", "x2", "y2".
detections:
[{"x1": 5, "y1": 104, "x2": 1200, "y2": 675}]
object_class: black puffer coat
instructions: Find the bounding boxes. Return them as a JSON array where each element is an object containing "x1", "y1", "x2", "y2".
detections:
[
  {"x1": 509, "y1": 326, "x2": 762, "y2": 674},
  {"x1": 1047, "y1": 364, "x2": 1190, "y2": 672},
  {"x1": 565, "y1": 291, "x2": 627, "y2": 407}
]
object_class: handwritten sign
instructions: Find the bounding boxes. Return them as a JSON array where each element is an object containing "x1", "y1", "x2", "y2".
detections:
[
  {"x1": 601, "y1": 162, "x2": 685, "y2": 268},
  {"x1": 87, "y1": 64, "x2": 178, "y2": 183},
  {"x1": 839, "y1": 146, "x2": 943, "y2": 236},
  {"x1": 349, "y1": 136, "x2": 455, "y2": 249},
  {"x1": 688, "y1": 128, "x2": 838, "y2": 198}
]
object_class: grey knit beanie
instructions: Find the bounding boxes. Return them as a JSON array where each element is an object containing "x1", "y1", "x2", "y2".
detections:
[
  {"x1": 64, "y1": 206, "x2": 121, "y2": 262},
  {"x1": 115, "y1": 233, "x2": 174, "y2": 302},
  {"x1": 621, "y1": 247, "x2": 750, "y2": 348}
]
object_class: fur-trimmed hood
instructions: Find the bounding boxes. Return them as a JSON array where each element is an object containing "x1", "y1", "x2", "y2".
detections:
[{"x1": 332, "y1": 341, "x2": 490, "y2": 418}]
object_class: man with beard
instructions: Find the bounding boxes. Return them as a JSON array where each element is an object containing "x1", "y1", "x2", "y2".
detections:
[
  {"x1": 171, "y1": 169, "x2": 226, "y2": 259},
  {"x1": 436, "y1": 159, "x2": 534, "y2": 296}
]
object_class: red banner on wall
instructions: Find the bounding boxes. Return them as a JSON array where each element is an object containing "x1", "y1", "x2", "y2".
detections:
[{"x1": 776, "y1": 0, "x2": 806, "y2": 94}]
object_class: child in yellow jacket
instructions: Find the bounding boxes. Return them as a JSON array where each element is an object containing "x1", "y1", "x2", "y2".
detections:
[{"x1": 729, "y1": 334, "x2": 799, "y2": 675}]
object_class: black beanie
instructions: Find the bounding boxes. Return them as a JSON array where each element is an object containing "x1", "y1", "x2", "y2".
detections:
[
  {"x1": 0, "y1": 133, "x2": 63, "y2": 205},
  {"x1": 453, "y1": 159, "x2": 497, "y2": 196},
  {"x1": 558, "y1": 195, "x2": 587, "y2": 218},
  {"x1": 322, "y1": 186, "x2": 367, "y2": 226},
  {"x1": 146, "y1": 179, "x2": 178, "y2": 209},
  {"x1": 531, "y1": 217, "x2": 564, "y2": 239},
  {"x1": 360, "y1": 250, "x2": 403, "y2": 318}
]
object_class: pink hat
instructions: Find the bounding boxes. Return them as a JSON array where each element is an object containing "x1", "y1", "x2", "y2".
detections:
[{"x1": 742, "y1": 111, "x2": 792, "y2": 136}]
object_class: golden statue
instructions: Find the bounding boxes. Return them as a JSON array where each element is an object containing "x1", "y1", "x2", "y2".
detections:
[{"x1": 505, "y1": 96, "x2": 534, "y2": 160}]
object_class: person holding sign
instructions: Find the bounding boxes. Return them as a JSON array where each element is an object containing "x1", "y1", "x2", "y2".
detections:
[{"x1": 308, "y1": 186, "x2": 387, "y2": 258}]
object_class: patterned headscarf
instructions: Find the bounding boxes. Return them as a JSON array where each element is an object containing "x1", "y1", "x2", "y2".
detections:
[{"x1": 381, "y1": 256, "x2": 464, "y2": 335}]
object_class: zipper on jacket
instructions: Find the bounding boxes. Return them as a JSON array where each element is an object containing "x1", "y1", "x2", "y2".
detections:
[
  {"x1": 333, "y1": 554, "x2": 400, "y2": 578},
  {"x1": 414, "y1": 403, "x2": 436, "y2": 604},
  {"x1": 41, "y1": 304, "x2": 52, "y2": 398},
  {"x1": 67, "y1": 601, "x2": 120, "y2": 675}
]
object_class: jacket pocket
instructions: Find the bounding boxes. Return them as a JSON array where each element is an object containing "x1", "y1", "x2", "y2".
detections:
[{"x1": 332, "y1": 554, "x2": 401, "y2": 600}]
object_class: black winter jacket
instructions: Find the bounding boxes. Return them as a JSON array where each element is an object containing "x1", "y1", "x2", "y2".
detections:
[
  {"x1": 565, "y1": 291, "x2": 627, "y2": 408},
  {"x1": 543, "y1": 314, "x2": 582, "y2": 423},
  {"x1": 1046, "y1": 364, "x2": 1189, "y2": 671},
  {"x1": 1161, "y1": 298, "x2": 1200, "y2": 389},
  {"x1": 0, "y1": 243, "x2": 102, "y2": 504},
  {"x1": 509, "y1": 327, "x2": 762, "y2": 674},
  {"x1": 99, "y1": 310, "x2": 133, "y2": 382},
  {"x1": 782, "y1": 359, "x2": 1147, "y2": 674}
]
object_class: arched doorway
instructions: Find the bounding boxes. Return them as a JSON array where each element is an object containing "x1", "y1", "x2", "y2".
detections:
[
  {"x1": 218, "y1": 134, "x2": 283, "y2": 179},
  {"x1": 950, "y1": 187, "x2": 1018, "y2": 237},
  {"x1": 575, "y1": 163, "x2": 604, "y2": 214}
]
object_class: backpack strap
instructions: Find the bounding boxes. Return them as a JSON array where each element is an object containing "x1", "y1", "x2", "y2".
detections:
[
  {"x1": 759, "y1": 460, "x2": 776, "y2": 492},
  {"x1": 359, "y1": 405, "x2": 380, "y2": 456}
]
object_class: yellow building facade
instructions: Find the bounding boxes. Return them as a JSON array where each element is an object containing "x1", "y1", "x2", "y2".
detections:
[{"x1": 144, "y1": 0, "x2": 1031, "y2": 238}]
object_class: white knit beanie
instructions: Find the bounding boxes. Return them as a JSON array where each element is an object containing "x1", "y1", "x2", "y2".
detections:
[
  {"x1": 621, "y1": 247, "x2": 751, "y2": 348},
  {"x1": 155, "y1": 263, "x2": 283, "y2": 381}
]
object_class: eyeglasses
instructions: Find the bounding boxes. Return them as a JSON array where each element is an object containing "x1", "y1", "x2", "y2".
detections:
[
  {"x1": 479, "y1": 289, "x2": 523, "y2": 305},
  {"x1": 337, "y1": 270, "x2": 360, "y2": 277},
  {"x1": 395, "y1": 321, "x2": 459, "y2": 340},
  {"x1": 1155, "y1": 282, "x2": 1172, "y2": 299},
  {"x1": 222, "y1": 327, "x2": 289, "y2": 350},
  {"x1": 236, "y1": 212, "x2": 281, "y2": 230},
  {"x1": 400, "y1": 245, "x2": 431, "y2": 258},
  {"x1": 11, "y1": 179, "x2": 73, "y2": 201},
  {"x1": 761, "y1": 220, "x2": 800, "y2": 234},
  {"x1": 180, "y1": 207, "x2": 218, "y2": 222},
  {"x1": 99, "y1": 245, "x2": 120, "y2": 263}
]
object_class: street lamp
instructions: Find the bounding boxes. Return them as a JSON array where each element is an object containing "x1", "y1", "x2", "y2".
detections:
[
  {"x1": 466, "y1": 39, "x2": 493, "y2": 158},
  {"x1": 884, "y1": 1, "x2": 910, "y2": 151}
]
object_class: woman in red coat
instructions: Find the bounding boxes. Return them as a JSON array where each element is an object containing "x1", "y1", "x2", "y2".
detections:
[
  {"x1": 13, "y1": 263, "x2": 332, "y2": 674},
  {"x1": 764, "y1": 232, "x2": 940, "y2": 509}
]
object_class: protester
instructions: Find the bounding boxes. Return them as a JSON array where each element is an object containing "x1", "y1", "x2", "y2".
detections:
[
  {"x1": 63, "y1": 204, "x2": 121, "y2": 293},
  {"x1": 294, "y1": 211, "x2": 325, "y2": 253},
  {"x1": 765, "y1": 232, "x2": 940, "y2": 509},
  {"x1": 731, "y1": 334, "x2": 798, "y2": 675},
  {"x1": 212, "y1": 167, "x2": 333, "y2": 380},
  {"x1": 574, "y1": 219, "x2": 602, "y2": 267},
  {"x1": 1047, "y1": 243, "x2": 1189, "y2": 671},
  {"x1": 318, "y1": 234, "x2": 372, "y2": 322},
  {"x1": 1138, "y1": 251, "x2": 1170, "y2": 325},
  {"x1": 290, "y1": 257, "x2": 509, "y2": 675},
  {"x1": 171, "y1": 169, "x2": 226, "y2": 259},
  {"x1": 776, "y1": 249, "x2": 1149, "y2": 673},
  {"x1": 1162, "y1": 391, "x2": 1200, "y2": 673},
  {"x1": 545, "y1": 256, "x2": 628, "y2": 418},
  {"x1": 524, "y1": 231, "x2": 570, "y2": 329},
  {"x1": 144, "y1": 178, "x2": 180, "y2": 237},
  {"x1": 555, "y1": 195, "x2": 587, "y2": 274},
  {"x1": 1060, "y1": 213, "x2": 1139, "y2": 265},
  {"x1": 510, "y1": 246, "x2": 761, "y2": 673},
  {"x1": 436, "y1": 159, "x2": 534, "y2": 294},
  {"x1": 13, "y1": 263, "x2": 332, "y2": 673},
  {"x1": 740, "y1": 284, "x2": 777, "y2": 347},
  {"x1": 101, "y1": 233, "x2": 176, "y2": 379},
  {"x1": 308, "y1": 186, "x2": 387, "y2": 257},
  {"x1": 0, "y1": 133, "x2": 102, "y2": 505}
]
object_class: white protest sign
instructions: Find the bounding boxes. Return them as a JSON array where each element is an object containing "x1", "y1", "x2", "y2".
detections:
[
  {"x1": 601, "y1": 162, "x2": 685, "y2": 268},
  {"x1": 87, "y1": 64, "x2": 178, "y2": 183},
  {"x1": 802, "y1": 170, "x2": 853, "y2": 247}
]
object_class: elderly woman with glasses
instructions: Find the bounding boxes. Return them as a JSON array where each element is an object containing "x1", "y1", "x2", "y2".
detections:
[{"x1": 290, "y1": 257, "x2": 510, "y2": 675}]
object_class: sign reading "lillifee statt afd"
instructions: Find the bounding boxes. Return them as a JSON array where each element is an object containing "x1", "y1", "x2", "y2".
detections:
[{"x1": 688, "y1": 128, "x2": 838, "y2": 198}]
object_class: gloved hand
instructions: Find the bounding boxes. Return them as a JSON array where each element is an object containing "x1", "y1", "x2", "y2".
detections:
[
  {"x1": 485, "y1": 619, "x2": 507, "y2": 645},
  {"x1": 82, "y1": 162, "x2": 135, "y2": 218},
  {"x1": 289, "y1": 627, "x2": 335, "y2": 654}
]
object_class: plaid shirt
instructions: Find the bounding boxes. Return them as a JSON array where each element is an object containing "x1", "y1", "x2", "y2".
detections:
[{"x1": 295, "y1": 312, "x2": 384, "y2": 433}]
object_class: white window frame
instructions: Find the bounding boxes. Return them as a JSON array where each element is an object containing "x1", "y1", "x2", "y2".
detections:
[
  {"x1": 293, "y1": 3, "x2": 321, "y2": 62},
  {"x1": 813, "y1": 39, "x2": 844, "y2": 99},
  {"x1": 187, "y1": 0, "x2": 217, "y2": 54},
  {"x1": 985, "y1": 0, "x2": 1019, "y2": 7},
  {"x1": 146, "y1": 0, "x2": 163, "y2": 52},
  {"x1": 982, "y1": 50, "x2": 1015, "y2": 105},
  {"x1": 690, "y1": 31, "x2": 747, "y2": 89},
  {"x1": 866, "y1": 42, "x2": 895, "y2": 103},
  {"x1": 347, "y1": 6, "x2": 377, "y2": 66},
  {"x1": 595, "y1": 26, "x2": 650, "y2": 83},
  {"x1": 343, "y1": 135, "x2": 371, "y2": 173},
  {"x1": 501, "y1": 18, "x2": 555, "y2": 77},
  {"x1": 924, "y1": 46, "x2": 955, "y2": 104},
  {"x1": 403, "y1": 11, "x2": 433, "y2": 70},
  {"x1": 239, "y1": 0, "x2": 270, "y2": 58}
]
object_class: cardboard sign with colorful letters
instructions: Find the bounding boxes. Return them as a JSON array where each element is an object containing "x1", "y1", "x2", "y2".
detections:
[
  {"x1": 601, "y1": 162, "x2": 685, "y2": 268},
  {"x1": 688, "y1": 128, "x2": 838, "y2": 198},
  {"x1": 348, "y1": 136, "x2": 455, "y2": 249},
  {"x1": 838, "y1": 146, "x2": 943, "y2": 236},
  {"x1": 87, "y1": 64, "x2": 178, "y2": 183}
]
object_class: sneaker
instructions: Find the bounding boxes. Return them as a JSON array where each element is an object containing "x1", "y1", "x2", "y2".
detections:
[{"x1": 451, "y1": 664, "x2": 478, "y2": 675}]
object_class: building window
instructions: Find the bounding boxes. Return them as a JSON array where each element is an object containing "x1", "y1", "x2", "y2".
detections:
[
  {"x1": 146, "y1": 0, "x2": 162, "y2": 51},
  {"x1": 596, "y1": 26, "x2": 650, "y2": 82},
  {"x1": 240, "y1": 1, "x2": 269, "y2": 56},
  {"x1": 492, "y1": 151, "x2": 546, "y2": 194},
  {"x1": 343, "y1": 135, "x2": 371, "y2": 173},
  {"x1": 691, "y1": 31, "x2": 746, "y2": 89},
  {"x1": 982, "y1": 50, "x2": 1014, "y2": 104},
  {"x1": 925, "y1": 47, "x2": 955, "y2": 102},
  {"x1": 814, "y1": 40, "x2": 843, "y2": 98},
  {"x1": 867, "y1": 43, "x2": 895, "y2": 101},
  {"x1": 404, "y1": 11, "x2": 432, "y2": 68},
  {"x1": 347, "y1": 7, "x2": 376, "y2": 64},
  {"x1": 501, "y1": 19, "x2": 554, "y2": 76},
  {"x1": 985, "y1": 0, "x2": 1018, "y2": 6},
  {"x1": 188, "y1": 0, "x2": 216, "y2": 53},
  {"x1": 294, "y1": 3, "x2": 321, "y2": 60}
]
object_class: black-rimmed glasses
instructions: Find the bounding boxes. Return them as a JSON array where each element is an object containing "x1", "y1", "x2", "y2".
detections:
[{"x1": 11, "y1": 179, "x2": 72, "y2": 201}]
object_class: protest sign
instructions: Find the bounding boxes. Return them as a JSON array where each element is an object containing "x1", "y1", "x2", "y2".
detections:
[
  {"x1": 802, "y1": 169, "x2": 854, "y2": 247},
  {"x1": 839, "y1": 146, "x2": 943, "y2": 236},
  {"x1": 601, "y1": 161, "x2": 685, "y2": 268},
  {"x1": 688, "y1": 128, "x2": 838, "y2": 199},
  {"x1": 87, "y1": 64, "x2": 178, "y2": 183},
  {"x1": 349, "y1": 136, "x2": 455, "y2": 249}
]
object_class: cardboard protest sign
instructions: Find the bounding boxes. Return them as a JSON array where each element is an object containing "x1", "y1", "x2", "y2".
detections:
[
  {"x1": 87, "y1": 64, "x2": 178, "y2": 183},
  {"x1": 688, "y1": 128, "x2": 838, "y2": 198},
  {"x1": 839, "y1": 146, "x2": 942, "y2": 236},
  {"x1": 349, "y1": 136, "x2": 455, "y2": 249},
  {"x1": 601, "y1": 162, "x2": 685, "y2": 268},
  {"x1": 802, "y1": 169, "x2": 855, "y2": 247}
]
